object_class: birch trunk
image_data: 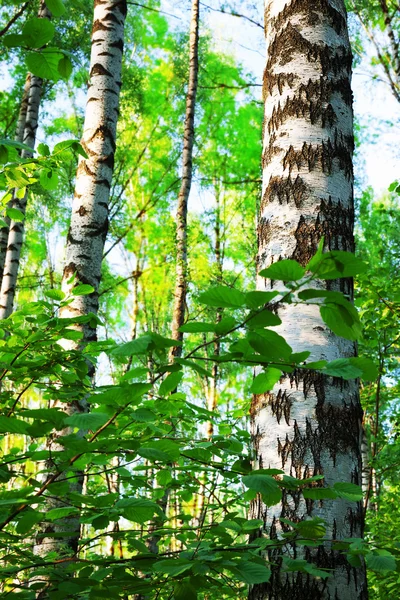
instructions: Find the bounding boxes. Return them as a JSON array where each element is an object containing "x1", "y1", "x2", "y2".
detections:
[
  {"x1": 0, "y1": 73, "x2": 31, "y2": 285},
  {"x1": 0, "y1": 0, "x2": 50, "y2": 320},
  {"x1": 33, "y1": 0, "x2": 127, "y2": 560},
  {"x1": 169, "y1": 0, "x2": 200, "y2": 359},
  {"x1": 249, "y1": 1, "x2": 367, "y2": 598}
]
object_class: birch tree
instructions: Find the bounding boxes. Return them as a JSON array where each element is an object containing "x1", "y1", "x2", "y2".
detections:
[
  {"x1": 33, "y1": 0, "x2": 127, "y2": 559},
  {"x1": 169, "y1": 0, "x2": 200, "y2": 359},
  {"x1": 250, "y1": 1, "x2": 367, "y2": 598}
]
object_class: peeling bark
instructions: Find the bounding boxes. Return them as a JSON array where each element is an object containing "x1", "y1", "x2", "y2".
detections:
[
  {"x1": 250, "y1": 1, "x2": 367, "y2": 598},
  {"x1": 169, "y1": 0, "x2": 200, "y2": 359},
  {"x1": 33, "y1": 0, "x2": 127, "y2": 560}
]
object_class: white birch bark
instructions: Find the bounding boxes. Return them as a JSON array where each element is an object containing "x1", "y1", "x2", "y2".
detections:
[
  {"x1": 0, "y1": 73, "x2": 31, "y2": 285},
  {"x1": 33, "y1": 0, "x2": 127, "y2": 560},
  {"x1": 0, "y1": 0, "x2": 50, "y2": 318},
  {"x1": 169, "y1": 0, "x2": 200, "y2": 359},
  {"x1": 249, "y1": 1, "x2": 367, "y2": 598}
]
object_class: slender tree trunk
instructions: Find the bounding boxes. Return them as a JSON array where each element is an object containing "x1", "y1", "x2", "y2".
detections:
[
  {"x1": 33, "y1": 0, "x2": 127, "y2": 560},
  {"x1": 0, "y1": 73, "x2": 31, "y2": 285},
  {"x1": 169, "y1": 0, "x2": 200, "y2": 359},
  {"x1": 0, "y1": 0, "x2": 50, "y2": 317},
  {"x1": 249, "y1": 2, "x2": 367, "y2": 599}
]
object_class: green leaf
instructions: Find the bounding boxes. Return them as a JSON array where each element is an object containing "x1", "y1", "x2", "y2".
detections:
[
  {"x1": 159, "y1": 371, "x2": 183, "y2": 395},
  {"x1": 58, "y1": 55, "x2": 73, "y2": 79},
  {"x1": 179, "y1": 322, "x2": 215, "y2": 333},
  {"x1": 64, "y1": 412, "x2": 109, "y2": 430},
  {"x1": 37, "y1": 143, "x2": 50, "y2": 156},
  {"x1": 228, "y1": 561, "x2": 271, "y2": 584},
  {"x1": 174, "y1": 579, "x2": 197, "y2": 600},
  {"x1": 198, "y1": 285, "x2": 245, "y2": 308},
  {"x1": 320, "y1": 304, "x2": 362, "y2": 341},
  {"x1": 333, "y1": 482, "x2": 363, "y2": 501},
  {"x1": 215, "y1": 316, "x2": 237, "y2": 334},
  {"x1": 0, "y1": 416, "x2": 29, "y2": 434},
  {"x1": 365, "y1": 552, "x2": 397, "y2": 572},
  {"x1": 247, "y1": 309, "x2": 281, "y2": 329},
  {"x1": 245, "y1": 291, "x2": 279, "y2": 308},
  {"x1": 322, "y1": 358, "x2": 363, "y2": 380},
  {"x1": 139, "y1": 439, "x2": 180, "y2": 462},
  {"x1": 0, "y1": 145, "x2": 9, "y2": 164},
  {"x1": 39, "y1": 168, "x2": 58, "y2": 190},
  {"x1": 250, "y1": 367, "x2": 282, "y2": 393},
  {"x1": 22, "y1": 18, "x2": 55, "y2": 48},
  {"x1": 47, "y1": 507, "x2": 79, "y2": 520},
  {"x1": 311, "y1": 251, "x2": 368, "y2": 279},
  {"x1": 72, "y1": 284, "x2": 95, "y2": 296},
  {"x1": 153, "y1": 559, "x2": 192, "y2": 576},
  {"x1": 116, "y1": 497, "x2": 161, "y2": 523},
  {"x1": 6, "y1": 207, "x2": 24, "y2": 222},
  {"x1": 248, "y1": 329, "x2": 292, "y2": 359},
  {"x1": 242, "y1": 473, "x2": 281, "y2": 505},
  {"x1": 3, "y1": 34, "x2": 26, "y2": 48},
  {"x1": 348, "y1": 357, "x2": 378, "y2": 381},
  {"x1": 111, "y1": 335, "x2": 151, "y2": 357},
  {"x1": 259, "y1": 259, "x2": 305, "y2": 281},
  {"x1": 16, "y1": 510, "x2": 42, "y2": 534},
  {"x1": 44, "y1": 289, "x2": 65, "y2": 301},
  {"x1": 295, "y1": 518, "x2": 326, "y2": 539},
  {"x1": 45, "y1": 0, "x2": 66, "y2": 17},
  {"x1": 302, "y1": 487, "x2": 337, "y2": 500},
  {"x1": 26, "y1": 48, "x2": 63, "y2": 80}
]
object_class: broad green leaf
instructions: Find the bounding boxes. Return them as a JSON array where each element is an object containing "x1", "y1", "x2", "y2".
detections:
[
  {"x1": 37, "y1": 143, "x2": 50, "y2": 156},
  {"x1": 302, "y1": 487, "x2": 337, "y2": 500},
  {"x1": 311, "y1": 251, "x2": 368, "y2": 279},
  {"x1": 259, "y1": 259, "x2": 305, "y2": 281},
  {"x1": 39, "y1": 168, "x2": 59, "y2": 190},
  {"x1": 47, "y1": 507, "x2": 79, "y2": 520},
  {"x1": 26, "y1": 49, "x2": 63, "y2": 80},
  {"x1": 365, "y1": 552, "x2": 396, "y2": 572},
  {"x1": 139, "y1": 439, "x2": 180, "y2": 462},
  {"x1": 322, "y1": 358, "x2": 363, "y2": 380},
  {"x1": 116, "y1": 497, "x2": 160, "y2": 523},
  {"x1": 159, "y1": 371, "x2": 183, "y2": 395},
  {"x1": 247, "y1": 309, "x2": 281, "y2": 329},
  {"x1": 248, "y1": 329, "x2": 292, "y2": 359},
  {"x1": 242, "y1": 473, "x2": 281, "y2": 505},
  {"x1": 16, "y1": 510, "x2": 42, "y2": 534},
  {"x1": 295, "y1": 518, "x2": 326, "y2": 539},
  {"x1": 6, "y1": 207, "x2": 24, "y2": 222},
  {"x1": 3, "y1": 34, "x2": 26, "y2": 48},
  {"x1": 179, "y1": 322, "x2": 215, "y2": 333},
  {"x1": 227, "y1": 561, "x2": 271, "y2": 584},
  {"x1": 44, "y1": 289, "x2": 65, "y2": 301},
  {"x1": 0, "y1": 145, "x2": 8, "y2": 164},
  {"x1": 198, "y1": 285, "x2": 245, "y2": 308},
  {"x1": 58, "y1": 55, "x2": 73, "y2": 79},
  {"x1": 215, "y1": 316, "x2": 237, "y2": 334},
  {"x1": 153, "y1": 559, "x2": 192, "y2": 576},
  {"x1": 348, "y1": 357, "x2": 378, "y2": 381},
  {"x1": 22, "y1": 18, "x2": 55, "y2": 48},
  {"x1": 64, "y1": 412, "x2": 109, "y2": 430},
  {"x1": 21, "y1": 408, "x2": 65, "y2": 427},
  {"x1": 175, "y1": 358, "x2": 212, "y2": 378},
  {"x1": 111, "y1": 336, "x2": 151, "y2": 357},
  {"x1": 245, "y1": 290, "x2": 279, "y2": 308},
  {"x1": 0, "y1": 416, "x2": 29, "y2": 434},
  {"x1": 250, "y1": 367, "x2": 282, "y2": 393},
  {"x1": 320, "y1": 304, "x2": 362, "y2": 341},
  {"x1": 72, "y1": 284, "x2": 95, "y2": 296},
  {"x1": 45, "y1": 0, "x2": 66, "y2": 17},
  {"x1": 174, "y1": 579, "x2": 197, "y2": 600},
  {"x1": 242, "y1": 519, "x2": 264, "y2": 532},
  {"x1": 333, "y1": 482, "x2": 363, "y2": 501}
]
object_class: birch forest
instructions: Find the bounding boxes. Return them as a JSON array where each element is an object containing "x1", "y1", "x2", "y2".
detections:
[{"x1": 0, "y1": 0, "x2": 399, "y2": 598}]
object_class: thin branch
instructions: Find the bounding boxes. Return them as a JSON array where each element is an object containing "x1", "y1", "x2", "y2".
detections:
[
  {"x1": 199, "y1": 2, "x2": 263, "y2": 29},
  {"x1": 0, "y1": 1, "x2": 31, "y2": 37},
  {"x1": 127, "y1": 1, "x2": 180, "y2": 19}
]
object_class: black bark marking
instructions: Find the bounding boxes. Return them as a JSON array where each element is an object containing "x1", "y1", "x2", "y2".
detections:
[{"x1": 261, "y1": 175, "x2": 308, "y2": 210}]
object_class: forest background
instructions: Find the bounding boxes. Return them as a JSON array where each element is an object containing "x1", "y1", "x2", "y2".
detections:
[{"x1": 0, "y1": 0, "x2": 399, "y2": 598}]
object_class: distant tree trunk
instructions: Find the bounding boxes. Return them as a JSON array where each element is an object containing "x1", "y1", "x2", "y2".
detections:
[
  {"x1": 169, "y1": 0, "x2": 200, "y2": 359},
  {"x1": 0, "y1": 73, "x2": 31, "y2": 286},
  {"x1": 249, "y1": 1, "x2": 367, "y2": 599},
  {"x1": 33, "y1": 0, "x2": 127, "y2": 561},
  {"x1": 0, "y1": 0, "x2": 50, "y2": 318}
]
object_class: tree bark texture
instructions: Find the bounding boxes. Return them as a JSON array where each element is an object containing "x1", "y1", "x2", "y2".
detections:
[
  {"x1": 33, "y1": 0, "x2": 127, "y2": 560},
  {"x1": 0, "y1": 73, "x2": 31, "y2": 285},
  {"x1": 169, "y1": 0, "x2": 200, "y2": 359},
  {"x1": 0, "y1": 0, "x2": 50, "y2": 319},
  {"x1": 249, "y1": 1, "x2": 367, "y2": 598}
]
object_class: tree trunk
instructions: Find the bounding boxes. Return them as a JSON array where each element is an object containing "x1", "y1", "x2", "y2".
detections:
[
  {"x1": 169, "y1": 0, "x2": 200, "y2": 359},
  {"x1": 249, "y1": 1, "x2": 367, "y2": 598},
  {"x1": 0, "y1": 0, "x2": 50, "y2": 318},
  {"x1": 0, "y1": 73, "x2": 31, "y2": 286},
  {"x1": 33, "y1": 0, "x2": 127, "y2": 560}
]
